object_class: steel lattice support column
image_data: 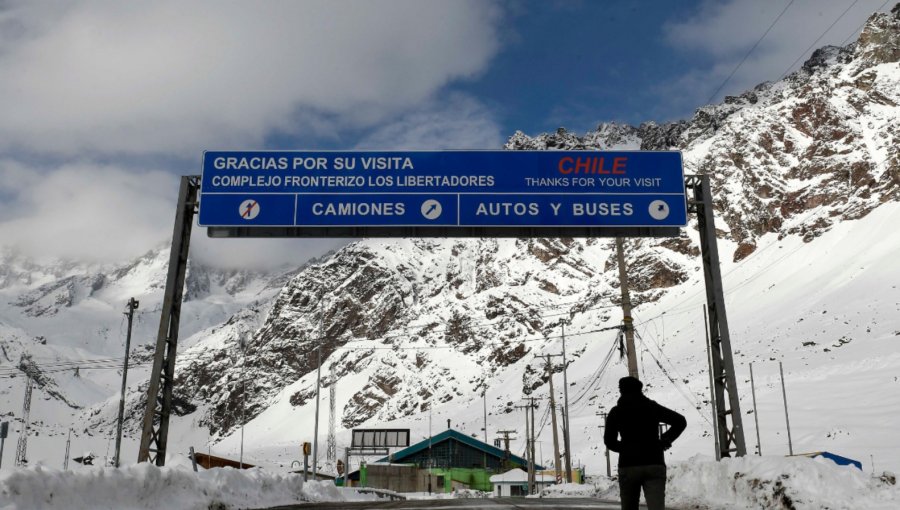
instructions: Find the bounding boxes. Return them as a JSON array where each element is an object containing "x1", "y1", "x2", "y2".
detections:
[
  {"x1": 138, "y1": 176, "x2": 199, "y2": 465},
  {"x1": 686, "y1": 174, "x2": 747, "y2": 458}
]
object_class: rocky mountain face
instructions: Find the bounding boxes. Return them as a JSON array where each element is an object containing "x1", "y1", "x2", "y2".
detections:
[
  {"x1": 174, "y1": 236, "x2": 696, "y2": 436},
  {"x1": 156, "y1": 9, "x2": 900, "y2": 442},
  {"x1": 510, "y1": 8, "x2": 899, "y2": 262}
]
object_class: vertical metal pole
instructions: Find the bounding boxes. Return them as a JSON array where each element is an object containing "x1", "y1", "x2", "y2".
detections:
[
  {"x1": 15, "y1": 377, "x2": 33, "y2": 467},
  {"x1": 691, "y1": 175, "x2": 747, "y2": 457},
  {"x1": 615, "y1": 238, "x2": 639, "y2": 378},
  {"x1": 64, "y1": 429, "x2": 71, "y2": 470},
  {"x1": 312, "y1": 298, "x2": 324, "y2": 477},
  {"x1": 703, "y1": 305, "x2": 721, "y2": 460},
  {"x1": 529, "y1": 397, "x2": 537, "y2": 494},
  {"x1": 0, "y1": 421, "x2": 7, "y2": 469},
  {"x1": 115, "y1": 297, "x2": 138, "y2": 468},
  {"x1": 600, "y1": 412, "x2": 611, "y2": 477},
  {"x1": 561, "y1": 324, "x2": 573, "y2": 483},
  {"x1": 522, "y1": 404, "x2": 531, "y2": 490},
  {"x1": 312, "y1": 341, "x2": 322, "y2": 477},
  {"x1": 344, "y1": 448, "x2": 350, "y2": 487},
  {"x1": 545, "y1": 356, "x2": 562, "y2": 484},
  {"x1": 779, "y1": 362, "x2": 793, "y2": 456},
  {"x1": 239, "y1": 335, "x2": 246, "y2": 469},
  {"x1": 189, "y1": 447, "x2": 198, "y2": 472},
  {"x1": 483, "y1": 391, "x2": 488, "y2": 443},
  {"x1": 138, "y1": 176, "x2": 198, "y2": 465},
  {"x1": 749, "y1": 362, "x2": 762, "y2": 456},
  {"x1": 483, "y1": 390, "x2": 488, "y2": 470},
  {"x1": 429, "y1": 406, "x2": 432, "y2": 470}
]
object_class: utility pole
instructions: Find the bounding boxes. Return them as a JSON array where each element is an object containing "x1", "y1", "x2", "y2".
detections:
[
  {"x1": 530, "y1": 397, "x2": 538, "y2": 493},
  {"x1": 496, "y1": 430, "x2": 516, "y2": 457},
  {"x1": 749, "y1": 362, "x2": 761, "y2": 456},
  {"x1": 541, "y1": 354, "x2": 563, "y2": 483},
  {"x1": 327, "y1": 364, "x2": 337, "y2": 469},
  {"x1": 514, "y1": 404, "x2": 530, "y2": 478},
  {"x1": 239, "y1": 334, "x2": 247, "y2": 469},
  {"x1": 15, "y1": 376, "x2": 33, "y2": 467},
  {"x1": 615, "y1": 237, "x2": 639, "y2": 379},
  {"x1": 482, "y1": 389, "x2": 488, "y2": 470},
  {"x1": 115, "y1": 297, "x2": 139, "y2": 468},
  {"x1": 599, "y1": 412, "x2": 611, "y2": 477},
  {"x1": 483, "y1": 390, "x2": 488, "y2": 443},
  {"x1": 0, "y1": 421, "x2": 8, "y2": 469},
  {"x1": 560, "y1": 324, "x2": 573, "y2": 483},
  {"x1": 515, "y1": 400, "x2": 537, "y2": 494},
  {"x1": 312, "y1": 297, "x2": 326, "y2": 477},
  {"x1": 779, "y1": 362, "x2": 793, "y2": 456}
]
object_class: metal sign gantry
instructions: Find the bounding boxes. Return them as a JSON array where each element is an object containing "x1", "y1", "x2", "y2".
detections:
[
  {"x1": 686, "y1": 174, "x2": 747, "y2": 458},
  {"x1": 137, "y1": 176, "x2": 198, "y2": 465},
  {"x1": 137, "y1": 172, "x2": 746, "y2": 464}
]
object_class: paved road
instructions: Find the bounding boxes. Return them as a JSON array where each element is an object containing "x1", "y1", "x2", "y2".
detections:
[{"x1": 264, "y1": 498, "x2": 655, "y2": 509}]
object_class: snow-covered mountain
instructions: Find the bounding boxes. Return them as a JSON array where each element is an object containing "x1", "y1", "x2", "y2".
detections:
[
  {"x1": 0, "y1": 245, "x2": 297, "y2": 465},
  {"x1": 1, "y1": 7, "x2": 899, "y2": 475}
]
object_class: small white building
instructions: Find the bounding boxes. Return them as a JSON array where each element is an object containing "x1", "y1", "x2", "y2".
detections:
[{"x1": 489, "y1": 468, "x2": 556, "y2": 497}]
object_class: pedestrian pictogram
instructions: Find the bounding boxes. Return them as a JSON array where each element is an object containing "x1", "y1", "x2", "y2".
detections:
[
  {"x1": 421, "y1": 199, "x2": 442, "y2": 220},
  {"x1": 239, "y1": 199, "x2": 260, "y2": 220},
  {"x1": 648, "y1": 200, "x2": 670, "y2": 220}
]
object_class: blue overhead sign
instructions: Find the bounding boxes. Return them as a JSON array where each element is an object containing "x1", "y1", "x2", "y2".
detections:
[{"x1": 198, "y1": 151, "x2": 686, "y2": 229}]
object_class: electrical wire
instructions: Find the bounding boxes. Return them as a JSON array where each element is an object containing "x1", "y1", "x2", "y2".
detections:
[
  {"x1": 705, "y1": 0, "x2": 796, "y2": 104},
  {"x1": 840, "y1": 0, "x2": 892, "y2": 45},
  {"x1": 633, "y1": 330, "x2": 713, "y2": 428},
  {"x1": 779, "y1": 0, "x2": 861, "y2": 79}
]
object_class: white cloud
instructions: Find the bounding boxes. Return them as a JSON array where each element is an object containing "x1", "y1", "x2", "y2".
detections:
[
  {"x1": 0, "y1": 0, "x2": 502, "y2": 156},
  {"x1": 0, "y1": 161, "x2": 177, "y2": 262},
  {"x1": 0, "y1": 160, "x2": 349, "y2": 268},
  {"x1": 0, "y1": 1, "x2": 506, "y2": 267},
  {"x1": 662, "y1": 0, "x2": 894, "y2": 107},
  {"x1": 354, "y1": 94, "x2": 504, "y2": 150}
]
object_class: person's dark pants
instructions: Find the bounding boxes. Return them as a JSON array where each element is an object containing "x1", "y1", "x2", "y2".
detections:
[{"x1": 618, "y1": 465, "x2": 666, "y2": 510}]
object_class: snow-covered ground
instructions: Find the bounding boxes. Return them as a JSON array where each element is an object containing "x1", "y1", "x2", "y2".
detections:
[{"x1": 0, "y1": 460, "x2": 377, "y2": 510}]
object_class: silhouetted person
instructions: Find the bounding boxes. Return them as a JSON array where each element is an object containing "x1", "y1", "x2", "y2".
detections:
[{"x1": 604, "y1": 376, "x2": 686, "y2": 510}]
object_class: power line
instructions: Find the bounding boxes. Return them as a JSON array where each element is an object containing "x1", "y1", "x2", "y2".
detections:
[
  {"x1": 779, "y1": 0, "x2": 862, "y2": 80},
  {"x1": 633, "y1": 330, "x2": 713, "y2": 428},
  {"x1": 706, "y1": 0, "x2": 796, "y2": 104},
  {"x1": 840, "y1": 0, "x2": 892, "y2": 45}
]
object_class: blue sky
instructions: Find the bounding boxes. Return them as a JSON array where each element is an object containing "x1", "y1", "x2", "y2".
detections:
[{"x1": 0, "y1": 0, "x2": 894, "y2": 267}]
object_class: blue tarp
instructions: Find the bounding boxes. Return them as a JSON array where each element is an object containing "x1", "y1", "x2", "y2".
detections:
[{"x1": 796, "y1": 451, "x2": 863, "y2": 470}]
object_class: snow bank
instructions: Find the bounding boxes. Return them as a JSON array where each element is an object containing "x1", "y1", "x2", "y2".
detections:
[
  {"x1": 541, "y1": 457, "x2": 899, "y2": 509},
  {"x1": 668, "y1": 456, "x2": 900, "y2": 510},
  {"x1": 537, "y1": 479, "x2": 617, "y2": 499},
  {"x1": 0, "y1": 464, "x2": 373, "y2": 510}
]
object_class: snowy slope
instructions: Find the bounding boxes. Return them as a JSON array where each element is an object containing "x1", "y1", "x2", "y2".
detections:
[{"x1": 0, "y1": 247, "x2": 293, "y2": 469}]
